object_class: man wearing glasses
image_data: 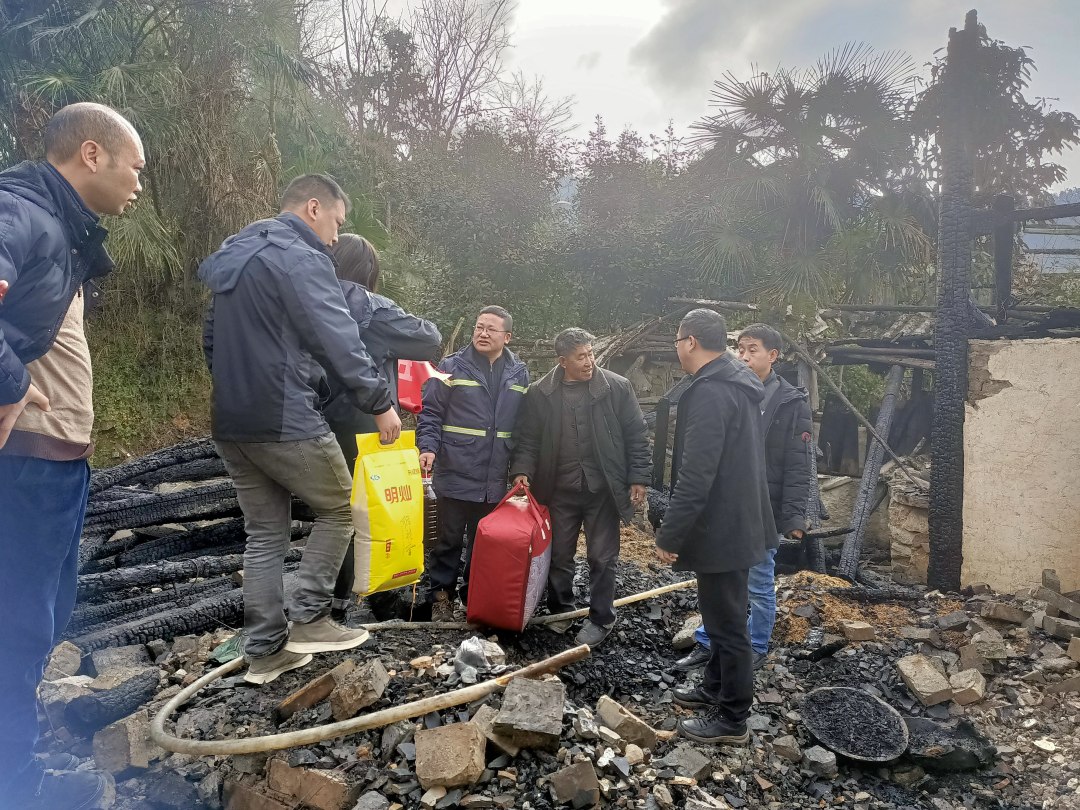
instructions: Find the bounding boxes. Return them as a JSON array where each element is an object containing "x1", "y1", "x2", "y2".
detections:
[{"x1": 418, "y1": 306, "x2": 530, "y2": 621}]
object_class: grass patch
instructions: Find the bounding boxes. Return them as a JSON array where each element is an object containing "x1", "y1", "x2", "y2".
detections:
[{"x1": 87, "y1": 305, "x2": 211, "y2": 468}]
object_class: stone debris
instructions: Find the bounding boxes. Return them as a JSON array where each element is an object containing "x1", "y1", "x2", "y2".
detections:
[
  {"x1": 267, "y1": 758, "x2": 360, "y2": 810},
  {"x1": 43, "y1": 641, "x2": 83, "y2": 681},
  {"x1": 470, "y1": 704, "x2": 520, "y2": 757},
  {"x1": 330, "y1": 659, "x2": 389, "y2": 721},
  {"x1": 549, "y1": 761, "x2": 600, "y2": 808},
  {"x1": 414, "y1": 722, "x2": 486, "y2": 789},
  {"x1": 278, "y1": 659, "x2": 355, "y2": 720},
  {"x1": 595, "y1": 694, "x2": 658, "y2": 750},
  {"x1": 1043, "y1": 614, "x2": 1080, "y2": 641},
  {"x1": 948, "y1": 668, "x2": 986, "y2": 705},
  {"x1": 838, "y1": 620, "x2": 875, "y2": 641},
  {"x1": 654, "y1": 744, "x2": 711, "y2": 780},
  {"x1": 672, "y1": 614, "x2": 702, "y2": 649},
  {"x1": 493, "y1": 677, "x2": 565, "y2": 750},
  {"x1": 771, "y1": 734, "x2": 802, "y2": 763},
  {"x1": 93, "y1": 709, "x2": 153, "y2": 773},
  {"x1": 936, "y1": 610, "x2": 970, "y2": 632},
  {"x1": 1069, "y1": 637, "x2": 1080, "y2": 663},
  {"x1": 897, "y1": 654, "x2": 953, "y2": 705},
  {"x1": 803, "y1": 746, "x2": 838, "y2": 779},
  {"x1": 980, "y1": 601, "x2": 1032, "y2": 624}
]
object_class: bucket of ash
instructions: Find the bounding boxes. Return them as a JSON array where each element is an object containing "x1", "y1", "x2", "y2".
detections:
[{"x1": 802, "y1": 686, "x2": 909, "y2": 762}]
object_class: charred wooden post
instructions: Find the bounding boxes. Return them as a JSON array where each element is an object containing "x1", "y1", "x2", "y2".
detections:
[
  {"x1": 797, "y1": 360, "x2": 826, "y2": 573},
  {"x1": 651, "y1": 397, "x2": 670, "y2": 490},
  {"x1": 838, "y1": 365, "x2": 905, "y2": 581},
  {"x1": 88, "y1": 436, "x2": 217, "y2": 495},
  {"x1": 929, "y1": 11, "x2": 980, "y2": 593},
  {"x1": 993, "y1": 194, "x2": 1015, "y2": 314}
]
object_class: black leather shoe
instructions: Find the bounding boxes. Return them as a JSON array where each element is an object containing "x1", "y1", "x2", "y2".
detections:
[
  {"x1": 674, "y1": 644, "x2": 710, "y2": 671},
  {"x1": 752, "y1": 650, "x2": 769, "y2": 670},
  {"x1": 678, "y1": 710, "x2": 749, "y2": 745},
  {"x1": 672, "y1": 685, "x2": 720, "y2": 709}
]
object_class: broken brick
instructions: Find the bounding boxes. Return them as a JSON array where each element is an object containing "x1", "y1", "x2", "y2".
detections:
[
  {"x1": 93, "y1": 709, "x2": 151, "y2": 773},
  {"x1": 980, "y1": 602, "x2": 1031, "y2": 625},
  {"x1": 278, "y1": 659, "x2": 355, "y2": 720},
  {"x1": 899, "y1": 627, "x2": 941, "y2": 646},
  {"x1": 1043, "y1": 615, "x2": 1080, "y2": 641},
  {"x1": 595, "y1": 695, "x2": 658, "y2": 751},
  {"x1": 549, "y1": 761, "x2": 600, "y2": 809},
  {"x1": 330, "y1": 659, "x2": 388, "y2": 721},
  {"x1": 937, "y1": 611, "x2": 970, "y2": 632},
  {"x1": 949, "y1": 669, "x2": 986, "y2": 705},
  {"x1": 43, "y1": 641, "x2": 83, "y2": 681},
  {"x1": 897, "y1": 654, "x2": 952, "y2": 706},
  {"x1": 471, "y1": 704, "x2": 520, "y2": 757},
  {"x1": 414, "y1": 722, "x2": 486, "y2": 789},
  {"x1": 1068, "y1": 637, "x2": 1080, "y2": 664},
  {"x1": 838, "y1": 620, "x2": 876, "y2": 642},
  {"x1": 223, "y1": 776, "x2": 291, "y2": 810},
  {"x1": 266, "y1": 759, "x2": 360, "y2": 810}
]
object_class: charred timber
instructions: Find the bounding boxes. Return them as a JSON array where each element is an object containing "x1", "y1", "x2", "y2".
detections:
[
  {"x1": 109, "y1": 519, "x2": 246, "y2": 568},
  {"x1": 88, "y1": 436, "x2": 217, "y2": 495},
  {"x1": 929, "y1": 12, "x2": 979, "y2": 593},
  {"x1": 66, "y1": 667, "x2": 160, "y2": 733},
  {"x1": 127, "y1": 457, "x2": 227, "y2": 488},
  {"x1": 67, "y1": 577, "x2": 235, "y2": 632},
  {"x1": 82, "y1": 481, "x2": 239, "y2": 533},
  {"x1": 70, "y1": 589, "x2": 244, "y2": 652}
]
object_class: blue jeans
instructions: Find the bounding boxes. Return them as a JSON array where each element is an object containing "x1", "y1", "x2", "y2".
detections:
[
  {"x1": 694, "y1": 543, "x2": 778, "y2": 655},
  {"x1": 0, "y1": 456, "x2": 90, "y2": 803}
]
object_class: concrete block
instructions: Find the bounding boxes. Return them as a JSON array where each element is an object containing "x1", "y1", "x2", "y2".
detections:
[
  {"x1": 672, "y1": 614, "x2": 702, "y2": 650},
  {"x1": 43, "y1": 641, "x2": 83, "y2": 681},
  {"x1": 223, "y1": 776, "x2": 291, "y2": 810},
  {"x1": 93, "y1": 710, "x2": 151, "y2": 772},
  {"x1": 624, "y1": 743, "x2": 644, "y2": 766},
  {"x1": 279, "y1": 659, "x2": 355, "y2": 720},
  {"x1": 1043, "y1": 614, "x2": 1080, "y2": 641},
  {"x1": 267, "y1": 759, "x2": 360, "y2": 810},
  {"x1": 1032, "y1": 586, "x2": 1080, "y2": 620},
  {"x1": 1042, "y1": 657, "x2": 1078, "y2": 674},
  {"x1": 980, "y1": 602, "x2": 1031, "y2": 625},
  {"x1": 654, "y1": 744, "x2": 711, "y2": 780},
  {"x1": 772, "y1": 735, "x2": 802, "y2": 763},
  {"x1": 1048, "y1": 675, "x2": 1080, "y2": 694},
  {"x1": 804, "y1": 746, "x2": 837, "y2": 779},
  {"x1": 936, "y1": 611, "x2": 970, "y2": 632},
  {"x1": 330, "y1": 659, "x2": 388, "y2": 721},
  {"x1": 839, "y1": 620, "x2": 876, "y2": 641},
  {"x1": 1043, "y1": 569, "x2": 1062, "y2": 594},
  {"x1": 471, "y1": 704, "x2": 520, "y2": 757},
  {"x1": 949, "y1": 669, "x2": 986, "y2": 705},
  {"x1": 1068, "y1": 637, "x2": 1080, "y2": 663},
  {"x1": 414, "y1": 722, "x2": 486, "y2": 789},
  {"x1": 595, "y1": 695, "x2": 657, "y2": 751},
  {"x1": 897, "y1": 654, "x2": 952, "y2": 706},
  {"x1": 494, "y1": 678, "x2": 565, "y2": 751},
  {"x1": 899, "y1": 627, "x2": 941, "y2": 646},
  {"x1": 549, "y1": 761, "x2": 600, "y2": 808}
]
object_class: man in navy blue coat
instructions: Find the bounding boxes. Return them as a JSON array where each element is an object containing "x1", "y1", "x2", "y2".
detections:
[{"x1": 417, "y1": 306, "x2": 530, "y2": 620}]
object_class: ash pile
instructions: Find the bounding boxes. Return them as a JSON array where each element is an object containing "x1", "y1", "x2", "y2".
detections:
[{"x1": 35, "y1": 442, "x2": 1080, "y2": 810}]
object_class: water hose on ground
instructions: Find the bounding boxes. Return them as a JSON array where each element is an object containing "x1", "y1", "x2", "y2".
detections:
[{"x1": 151, "y1": 645, "x2": 590, "y2": 755}]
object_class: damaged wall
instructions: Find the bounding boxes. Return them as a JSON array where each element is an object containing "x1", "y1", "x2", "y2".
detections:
[{"x1": 963, "y1": 337, "x2": 1080, "y2": 593}]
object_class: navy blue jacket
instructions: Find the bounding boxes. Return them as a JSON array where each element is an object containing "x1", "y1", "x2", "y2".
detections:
[
  {"x1": 0, "y1": 162, "x2": 113, "y2": 406},
  {"x1": 199, "y1": 214, "x2": 393, "y2": 443},
  {"x1": 762, "y1": 375, "x2": 814, "y2": 535},
  {"x1": 416, "y1": 345, "x2": 529, "y2": 502}
]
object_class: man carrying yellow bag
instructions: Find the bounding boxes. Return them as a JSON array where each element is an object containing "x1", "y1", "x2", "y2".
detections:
[{"x1": 351, "y1": 431, "x2": 425, "y2": 595}]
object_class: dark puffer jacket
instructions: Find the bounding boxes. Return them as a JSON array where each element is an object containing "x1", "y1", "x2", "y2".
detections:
[
  {"x1": 199, "y1": 214, "x2": 392, "y2": 443},
  {"x1": 0, "y1": 162, "x2": 113, "y2": 405},
  {"x1": 762, "y1": 374, "x2": 814, "y2": 536},
  {"x1": 509, "y1": 366, "x2": 651, "y2": 523},
  {"x1": 656, "y1": 353, "x2": 777, "y2": 574}
]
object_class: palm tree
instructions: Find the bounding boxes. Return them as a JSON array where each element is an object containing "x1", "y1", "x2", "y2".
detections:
[{"x1": 691, "y1": 43, "x2": 932, "y2": 303}]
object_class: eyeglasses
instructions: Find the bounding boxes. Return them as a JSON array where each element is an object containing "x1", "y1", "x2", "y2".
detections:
[
  {"x1": 675, "y1": 335, "x2": 693, "y2": 346},
  {"x1": 474, "y1": 326, "x2": 507, "y2": 335}
]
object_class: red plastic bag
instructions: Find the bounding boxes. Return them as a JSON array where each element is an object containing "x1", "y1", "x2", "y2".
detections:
[
  {"x1": 467, "y1": 482, "x2": 552, "y2": 632},
  {"x1": 397, "y1": 360, "x2": 449, "y2": 414}
]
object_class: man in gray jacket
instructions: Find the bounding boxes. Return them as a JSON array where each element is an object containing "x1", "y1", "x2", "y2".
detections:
[{"x1": 200, "y1": 174, "x2": 400, "y2": 684}]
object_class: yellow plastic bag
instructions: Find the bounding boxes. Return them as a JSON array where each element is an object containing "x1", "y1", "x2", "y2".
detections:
[{"x1": 351, "y1": 430, "x2": 425, "y2": 595}]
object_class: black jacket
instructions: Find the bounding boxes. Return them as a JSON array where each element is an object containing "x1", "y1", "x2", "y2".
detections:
[
  {"x1": 199, "y1": 214, "x2": 392, "y2": 443},
  {"x1": 656, "y1": 354, "x2": 777, "y2": 573},
  {"x1": 763, "y1": 374, "x2": 814, "y2": 536},
  {"x1": 510, "y1": 366, "x2": 651, "y2": 523},
  {"x1": 0, "y1": 162, "x2": 113, "y2": 405}
]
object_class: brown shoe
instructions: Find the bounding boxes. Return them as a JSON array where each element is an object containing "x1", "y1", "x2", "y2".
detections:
[{"x1": 431, "y1": 590, "x2": 454, "y2": 622}]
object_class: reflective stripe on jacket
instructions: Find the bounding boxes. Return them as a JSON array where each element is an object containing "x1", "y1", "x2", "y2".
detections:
[{"x1": 416, "y1": 346, "x2": 529, "y2": 502}]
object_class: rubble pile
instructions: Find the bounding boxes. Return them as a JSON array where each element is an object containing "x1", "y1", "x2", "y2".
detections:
[{"x1": 34, "y1": 554, "x2": 1080, "y2": 810}]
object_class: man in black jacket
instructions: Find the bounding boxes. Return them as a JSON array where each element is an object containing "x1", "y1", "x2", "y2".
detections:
[
  {"x1": 676, "y1": 323, "x2": 814, "y2": 671},
  {"x1": 200, "y1": 174, "x2": 401, "y2": 685},
  {"x1": 511, "y1": 328, "x2": 651, "y2": 647},
  {"x1": 655, "y1": 309, "x2": 776, "y2": 745}
]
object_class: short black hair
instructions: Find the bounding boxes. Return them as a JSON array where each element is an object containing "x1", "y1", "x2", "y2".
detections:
[
  {"x1": 554, "y1": 327, "x2": 595, "y2": 357},
  {"x1": 478, "y1": 305, "x2": 512, "y2": 332},
  {"x1": 332, "y1": 233, "x2": 380, "y2": 291},
  {"x1": 678, "y1": 308, "x2": 728, "y2": 352},
  {"x1": 280, "y1": 174, "x2": 351, "y2": 214},
  {"x1": 738, "y1": 323, "x2": 783, "y2": 353},
  {"x1": 44, "y1": 102, "x2": 137, "y2": 163}
]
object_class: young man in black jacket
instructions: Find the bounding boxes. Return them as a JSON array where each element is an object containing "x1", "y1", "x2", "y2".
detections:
[
  {"x1": 511, "y1": 328, "x2": 651, "y2": 647},
  {"x1": 676, "y1": 323, "x2": 814, "y2": 672},
  {"x1": 655, "y1": 309, "x2": 776, "y2": 745}
]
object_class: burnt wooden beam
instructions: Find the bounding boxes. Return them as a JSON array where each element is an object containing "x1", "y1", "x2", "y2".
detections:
[
  {"x1": 972, "y1": 200, "x2": 1080, "y2": 236},
  {"x1": 667, "y1": 297, "x2": 760, "y2": 312},
  {"x1": 993, "y1": 195, "x2": 1015, "y2": 311}
]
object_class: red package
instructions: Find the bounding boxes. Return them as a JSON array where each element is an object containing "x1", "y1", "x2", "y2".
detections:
[{"x1": 397, "y1": 359, "x2": 449, "y2": 414}]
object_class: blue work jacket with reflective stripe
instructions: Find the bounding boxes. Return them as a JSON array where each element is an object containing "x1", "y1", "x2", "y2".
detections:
[{"x1": 416, "y1": 346, "x2": 529, "y2": 503}]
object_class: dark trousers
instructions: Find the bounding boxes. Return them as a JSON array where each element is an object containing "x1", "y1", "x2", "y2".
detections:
[
  {"x1": 698, "y1": 568, "x2": 754, "y2": 725},
  {"x1": 547, "y1": 487, "x2": 621, "y2": 626},
  {"x1": 427, "y1": 497, "x2": 496, "y2": 604},
  {"x1": 0, "y1": 457, "x2": 90, "y2": 802}
]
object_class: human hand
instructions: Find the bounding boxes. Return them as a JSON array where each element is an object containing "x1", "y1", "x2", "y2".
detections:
[
  {"x1": 373, "y1": 408, "x2": 402, "y2": 444},
  {"x1": 513, "y1": 475, "x2": 530, "y2": 488},
  {"x1": 786, "y1": 529, "x2": 805, "y2": 539},
  {"x1": 0, "y1": 280, "x2": 8, "y2": 303},
  {"x1": 419, "y1": 452, "x2": 435, "y2": 475},
  {"x1": 655, "y1": 546, "x2": 678, "y2": 565},
  {"x1": 630, "y1": 484, "x2": 647, "y2": 506},
  {"x1": 0, "y1": 383, "x2": 50, "y2": 450}
]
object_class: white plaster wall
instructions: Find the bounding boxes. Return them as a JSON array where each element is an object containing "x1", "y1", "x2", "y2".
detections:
[{"x1": 963, "y1": 338, "x2": 1080, "y2": 594}]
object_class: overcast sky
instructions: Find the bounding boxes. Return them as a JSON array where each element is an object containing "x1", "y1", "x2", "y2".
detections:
[{"x1": 505, "y1": 0, "x2": 1080, "y2": 190}]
